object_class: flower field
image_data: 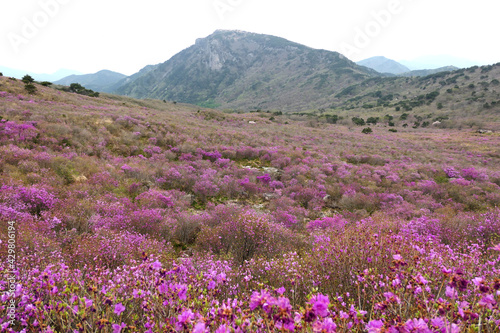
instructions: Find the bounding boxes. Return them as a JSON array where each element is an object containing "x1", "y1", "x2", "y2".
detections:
[{"x1": 0, "y1": 77, "x2": 499, "y2": 332}]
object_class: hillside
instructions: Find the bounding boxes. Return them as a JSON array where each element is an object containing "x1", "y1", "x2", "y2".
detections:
[
  {"x1": 400, "y1": 66, "x2": 459, "y2": 77},
  {"x1": 2, "y1": 76, "x2": 500, "y2": 331},
  {"x1": 54, "y1": 69, "x2": 126, "y2": 92},
  {"x1": 321, "y1": 63, "x2": 500, "y2": 131},
  {"x1": 357, "y1": 56, "x2": 410, "y2": 75},
  {"x1": 115, "y1": 30, "x2": 378, "y2": 111}
]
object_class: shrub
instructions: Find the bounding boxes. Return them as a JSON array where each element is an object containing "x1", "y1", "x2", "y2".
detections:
[
  {"x1": 352, "y1": 117, "x2": 365, "y2": 126},
  {"x1": 68, "y1": 83, "x2": 99, "y2": 97},
  {"x1": 22, "y1": 74, "x2": 35, "y2": 84},
  {"x1": 24, "y1": 83, "x2": 37, "y2": 95},
  {"x1": 196, "y1": 210, "x2": 296, "y2": 264},
  {"x1": 361, "y1": 127, "x2": 373, "y2": 134}
]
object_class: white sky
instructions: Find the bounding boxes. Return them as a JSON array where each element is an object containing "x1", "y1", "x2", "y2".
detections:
[{"x1": 1, "y1": 0, "x2": 499, "y2": 75}]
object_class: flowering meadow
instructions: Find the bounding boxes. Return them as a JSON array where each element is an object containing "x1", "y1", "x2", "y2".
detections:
[{"x1": 0, "y1": 77, "x2": 499, "y2": 332}]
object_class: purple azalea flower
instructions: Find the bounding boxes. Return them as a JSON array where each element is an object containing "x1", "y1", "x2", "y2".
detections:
[
  {"x1": 249, "y1": 289, "x2": 272, "y2": 310},
  {"x1": 114, "y1": 303, "x2": 125, "y2": 316},
  {"x1": 177, "y1": 309, "x2": 194, "y2": 325},
  {"x1": 309, "y1": 293, "x2": 330, "y2": 317},
  {"x1": 404, "y1": 318, "x2": 431, "y2": 333},
  {"x1": 445, "y1": 286, "x2": 458, "y2": 299},
  {"x1": 193, "y1": 322, "x2": 206, "y2": 333},
  {"x1": 84, "y1": 297, "x2": 93, "y2": 308},
  {"x1": 366, "y1": 320, "x2": 384, "y2": 333},
  {"x1": 478, "y1": 294, "x2": 497, "y2": 309},
  {"x1": 151, "y1": 260, "x2": 162, "y2": 270},
  {"x1": 112, "y1": 323, "x2": 127, "y2": 333},
  {"x1": 276, "y1": 286, "x2": 286, "y2": 295},
  {"x1": 321, "y1": 318, "x2": 337, "y2": 332},
  {"x1": 276, "y1": 297, "x2": 292, "y2": 315}
]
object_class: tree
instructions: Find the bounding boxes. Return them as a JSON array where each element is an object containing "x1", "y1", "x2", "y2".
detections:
[
  {"x1": 361, "y1": 127, "x2": 372, "y2": 134},
  {"x1": 40, "y1": 81, "x2": 52, "y2": 86},
  {"x1": 351, "y1": 117, "x2": 365, "y2": 126},
  {"x1": 69, "y1": 83, "x2": 85, "y2": 93},
  {"x1": 22, "y1": 74, "x2": 34, "y2": 84},
  {"x1": 24, "y1": 83, "x2": 37, "y2": 94},
  {"x1": 366, "y1": 117, "x2": 379, "y2": 125}
]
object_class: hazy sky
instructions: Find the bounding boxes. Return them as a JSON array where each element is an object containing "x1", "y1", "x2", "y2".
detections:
[{"x1": 1, "y1": 0, "x2": 499, "y2": 75}]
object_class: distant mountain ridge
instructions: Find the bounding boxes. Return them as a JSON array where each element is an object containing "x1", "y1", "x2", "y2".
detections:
[
  {"x1": 114, "y1": 30, "x2": 378, "y2": 111},
  {"x1": 357, "y1": 57, "x2": 460, "y2": 77},
  {"x1": 54, "y1": 70, "x2": 126, "y2": 93},
  {"x1": 357, "y1": 56, "x2": 410, "y2": 75}
]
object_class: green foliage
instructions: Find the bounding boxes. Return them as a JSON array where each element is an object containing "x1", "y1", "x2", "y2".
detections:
[
  {"x1": 22, "y1": 74, "x2": 35, "y2": 84},
  {"x1": 351, "y1": 116, "x2": 365, "y2": 126},
  {"x1": 437, "y1": 103, "x2": 443, "y2": 109},
  {"x1": 361, "y1": 127, "x2": 372, "y2": 134},
  {"x1": 399, "y1": 113, "x2": 409, "y2": 120},
  {"x1": 388, "y1": 128, "x2": 397, "y2": 132},
  {"x1": 24, "y1": 83, "x2": 37, "y2": 94},
  {"x1": 366, "y1": 117, "x2": 379, "y2": 125},
  {"x1": 395, "y1": 106, "x2": 401, "y2": 111},
  {"x1": 67, "y1": 83, "x2": 100, "y2": 97},
  {"x1": 40, "y1": 81, "x2": 53, "y2": 87}
]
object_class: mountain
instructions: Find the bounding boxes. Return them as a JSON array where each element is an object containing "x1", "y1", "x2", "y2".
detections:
[
  {"x1": 357, "y1": 56, "x2": 410, "y2": 75},
  {"x1": 400, "y1": 55, "x2": 481, "y2": 70},
  {"x1": 115, "y1": 30, "x2": 378, "y2": 111},
  {"x1": 0, "y1": 66, "x2": 82, "y2": 81},
  {"x1": 54, "y1": 70, "x2": 127, "y2": 93}
]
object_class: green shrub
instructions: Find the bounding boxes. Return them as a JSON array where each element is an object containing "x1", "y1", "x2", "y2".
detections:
[
  {"x1": 22, "y1": 74, "x2": 35, "y2": 84},
  {"x1": 361, "y1": 127, "x2": 372, "y2": 134},
  {"x1": 24, "y1": 83, "x2": 37, "y2": 95},
  {"x1": 352, "y1": 117, "x2": 365, "y2": 126}
]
